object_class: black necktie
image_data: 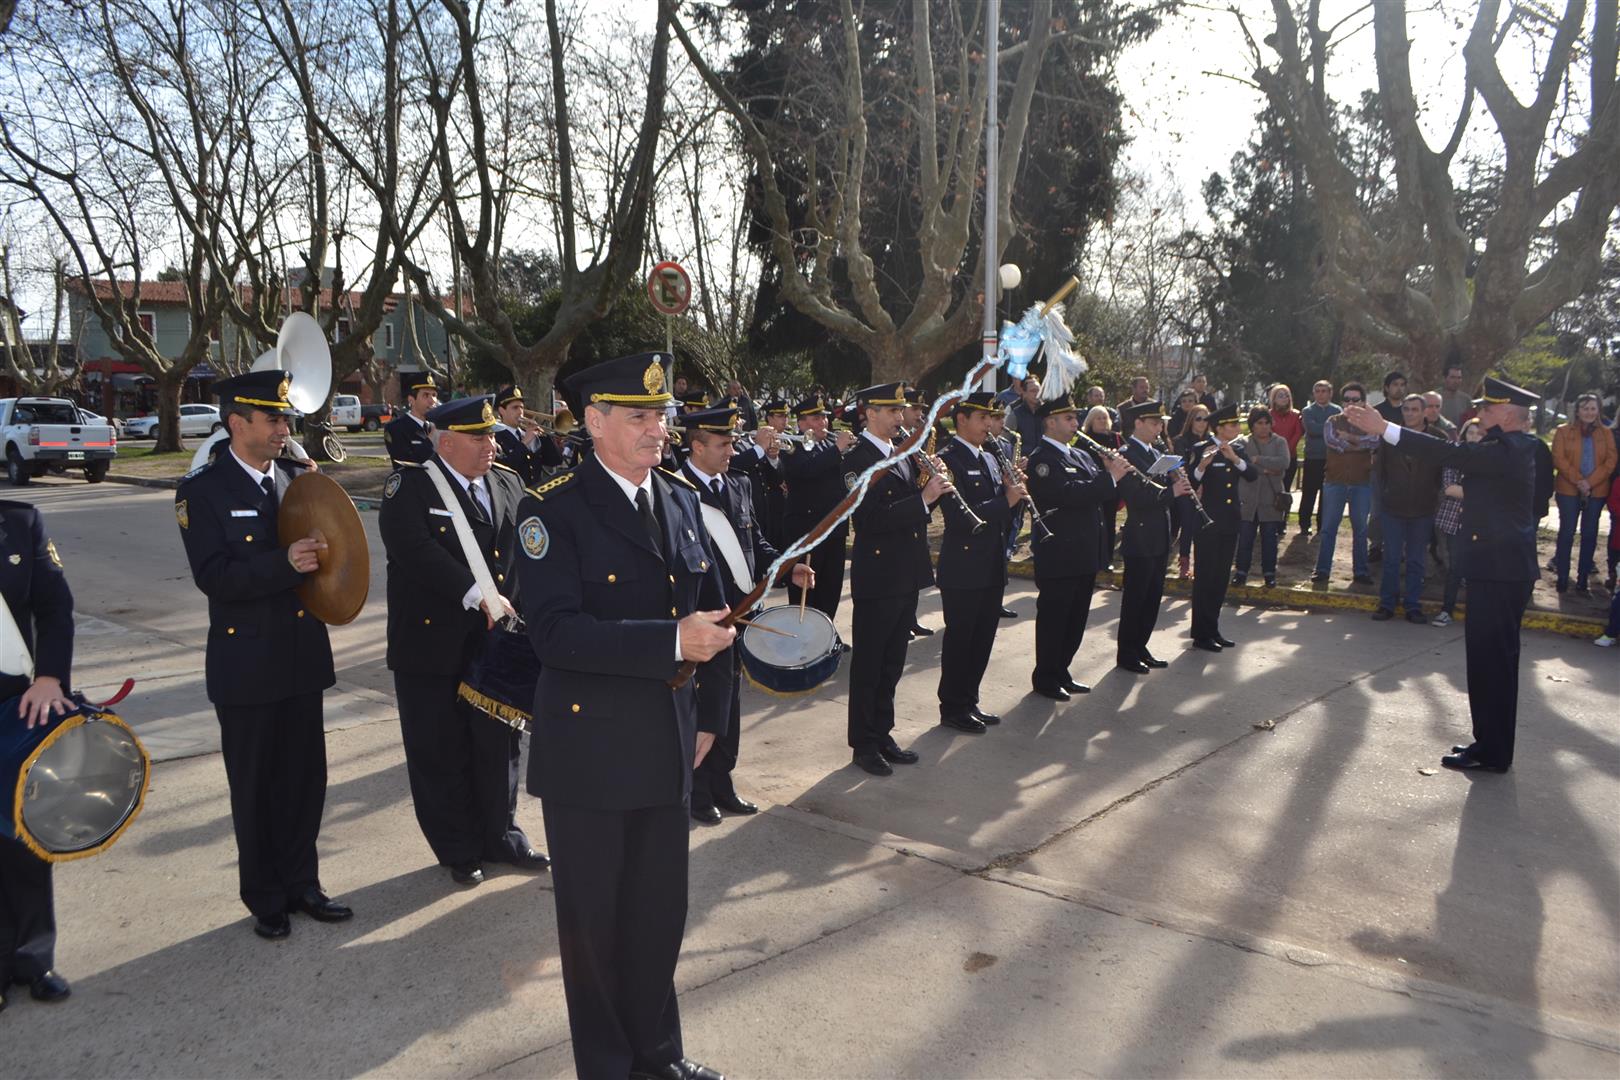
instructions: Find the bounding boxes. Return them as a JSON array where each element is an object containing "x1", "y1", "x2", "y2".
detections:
[
  {"x1": 710, "y1": 478, "x2": 723, "y2": 499},
  {"x1": 260, "y1": 476, "x2": 275, "y2": 503},
  {"x1": 468, "y1": 480, "x2": 490, "y2": 523},
  {"x1": 636, "y1": 487, "x2": 662, "y2": 555}
]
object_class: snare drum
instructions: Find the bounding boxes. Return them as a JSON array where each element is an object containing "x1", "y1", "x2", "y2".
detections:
[
  {"x1": 1, "y1": 695, "x2": 150, "y2": 863},
  {"x1": 738, "y1": 604, "x2": 845, "y2": 695},
  {"x1": 457, "y1": 626, "x2": 541, "y2": 732}
]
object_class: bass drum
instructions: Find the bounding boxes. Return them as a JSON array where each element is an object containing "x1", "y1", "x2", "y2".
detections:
[
  {"x1": 738, "y1": 604, "x2": 845, "y2": 695},
  {"x1": 457, "y1": 625, "x2": 541, "y2": 733},
  {"x1": 1, "y1": 693, "x2": 150, "y2": 863}
]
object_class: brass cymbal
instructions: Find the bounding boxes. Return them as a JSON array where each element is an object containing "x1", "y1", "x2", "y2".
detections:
[{"x1": 277, "y1": 471, "x2": 370, "y2": 625}]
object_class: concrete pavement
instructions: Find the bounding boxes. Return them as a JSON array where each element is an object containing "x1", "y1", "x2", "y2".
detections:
[{"x1": 3, "y1": 480, "x2": 1617, "y2": 1078}]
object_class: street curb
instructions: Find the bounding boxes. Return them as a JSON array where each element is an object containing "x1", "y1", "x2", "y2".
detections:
[{"x1": 1000, "y1": 556, "x2": 1607, "y2": 639}]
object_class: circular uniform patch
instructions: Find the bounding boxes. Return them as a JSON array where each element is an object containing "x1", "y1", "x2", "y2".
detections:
[
  {"x1": 844, "y1": 471, "x2": 859, "y2": 491},
  {"x1": 520, "y1": 515, "x2": 549, "y2": 560},
  {"x1": 383, "y1": 473, "x2": 402, "y2": 499},
  {"x1": 1033, "y1": 462, "x2": 1050, "y2": 478}
]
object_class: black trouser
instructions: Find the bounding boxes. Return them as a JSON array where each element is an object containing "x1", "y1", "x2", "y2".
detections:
[
  {"x1": 1283, "y1": 456, "x2": 1299, "y2": 492},
  {"x1": 1032, "y1": 573, "x2": 1096, "y2": 690},
  {"x1": 937, "y1": 583, "x2": 1007, "y2": 717},
  {"x1": 848, "y1": 591, "x2": 917, "y2": 752},
  {"x1": 1101, "y1": 508, "x2": 1118, "y2": 567},
  {"x1": 1299, "y1": 459, "x2": 1326, "y2": 532},
  {"x1": 787, "y1": 524, "x2": 846, "y2": 619},
  {"x1": 215, "y1": 692, "x2": 327, "y2": 919},
  {"x1": 1117, "y1": 554, "x2": 1169, "y2": 664},
  {"x1": 394, "y1": 670, "x2": 526, "y2": 867},
  {"x1": 0, "y1": 837, "x2": 53, "y2": 985},
  {"x1": 543, "y1": 801, "x2": 688, "y2": 1080},
  {"x1": 1461, "y1": 579, "x2": 1534, "y2": 769},
  {"x1": 1191, "y1": 530, "x2": 1238, "y2": 640},
  {"x1": 691, "y1": 648, "x2": 743, "y2": 810}
]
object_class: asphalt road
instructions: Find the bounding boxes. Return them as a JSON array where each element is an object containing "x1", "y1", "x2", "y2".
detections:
[{"x1": 5, "y1": 479, "x2": 1618, "y2": 1078}]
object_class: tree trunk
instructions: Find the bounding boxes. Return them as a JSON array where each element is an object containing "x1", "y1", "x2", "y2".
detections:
[{"x1": 153, "y1": 369, "x2": 186, "y2": 453}]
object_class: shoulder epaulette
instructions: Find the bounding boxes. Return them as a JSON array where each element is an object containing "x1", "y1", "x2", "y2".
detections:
[
  {"x1": 490, "y1": 461, "x2": 519, "y2": 475},
  {"x1": 658, "y1": 466, "x2": 696, "y2": 491},
  {"x1": 391, "y1": 459, "x2": 427, "y2": 469},
  {"x1": 179, "y1": 458, "x2": 215, "y2": 482},
  {"x1": 525, "y1": 469, "x2": 576, "y2": 501}
]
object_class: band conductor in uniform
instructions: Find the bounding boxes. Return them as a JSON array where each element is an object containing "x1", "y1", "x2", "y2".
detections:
[
  {"x1": 843, "y1": 383, "x2": 951, "y2": 776},
  {"x1": 934, "y1": 392, "x2": 1025, "y2": 731},
  {"x1": 1025, "y1": 397, "x2": 1131, "y2": 699},
  {"x1": 378, "y1": 395, "x2": 549, "y2": 887},
  {"x1": 0, "y1": 502, "x2": 77, "y2": 1011},
  {"x1": 174, "y1": 369, "x2": 353, "y2": 940},
  {"x1": 515, "y1": 353, "x2": 734, "y2": 1080},
  {"x1": 676, "y1": 407, "x2": 812, "y2": 824},
  {"x1": 384, "y1": 370, "x2": 440, "y2": 464},
  {"x1": 1343, "y1": 376, "x2": 1543, "y2": 773}
]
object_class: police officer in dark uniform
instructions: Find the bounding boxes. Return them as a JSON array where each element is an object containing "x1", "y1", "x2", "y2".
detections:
[
  {"x1": 751, "y1": 399, "x2": 790, "y2": 549},
  {"x1": 175, "y1": 369, "x2": 353, "y2": 940},
  {"x1": 0, "y1": 502, "x2": 76, "y2": 1012},
  {"x1": 1343, "y1": 377, "x2": 1543, "y2": 774},
  {"x1": 933, "y1": 392, "x2": 1024, "y2": 731},
  {"x1": 383, "y1": 370, "x2": 439, "y2": 464},
  {"x1": 492, "y1": 383, "x2": 563, "y2": 486},
  {"x1": 516, "y1": 353, "x2": 733, "y2": 1080},
  {"x1": 844, "y1": 383, "x2": 952, "y2": 776},
  {"x1": 676, "y1": 407, "x2": 813, "y2": 824},
  {"x1": 1025, "y1": 397, "x2": 1132, "y2": 699},
  {"x1": 1188, "y1": 403, "x2": 1255, "y2": 652},
  {"x1": 1116, "y1": 401, "x2": 1193, "y2": 673},
  {"x1": 782, "y1": 396, "x2": 855, "y2": 618},
  {"x1": 378, "y1": 396, "x2": 549, "y2": 887}
]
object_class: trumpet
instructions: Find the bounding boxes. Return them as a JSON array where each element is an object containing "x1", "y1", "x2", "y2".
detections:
[
  {"x1": 734, "y1": 429, "x2": 813, "y2": 451},
  {"x1": 520, "y1": 407, "x2": 578, "y2": 437}
]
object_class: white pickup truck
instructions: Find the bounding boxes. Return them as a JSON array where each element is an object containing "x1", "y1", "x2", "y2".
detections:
[
  {"x1": 0, "y1": 397, "x2": 119, "y2": 485},
  {"x1": 329, "y1": 394, "x2": 363, "y2": 431}
]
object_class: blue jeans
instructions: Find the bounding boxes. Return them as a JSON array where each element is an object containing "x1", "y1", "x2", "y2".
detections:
[
  {"x1": 1378, "y1": 514, "x2": 1432, "y2": 612},
  {"x1": 1553, "y1": 492, "x2": 1604, "y2": 585},
  {"x1": 1314, "y1": 482, "x2": 1371, "y2": 578},
  {"x1": 1235, "y1": 520, "x2": 1281, "y2": 580}
]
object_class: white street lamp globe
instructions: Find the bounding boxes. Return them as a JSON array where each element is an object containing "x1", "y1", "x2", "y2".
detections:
[{"x1": 997, "y1": 263, "x2": 1022, "y2": 290}]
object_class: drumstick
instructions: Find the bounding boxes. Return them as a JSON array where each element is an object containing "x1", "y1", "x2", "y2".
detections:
[
  {"x1": 734, "y1": 616, "x2": 796, "y2": 639},
  {"x1": 798, "y1": 586, "x2": 807, "y2": 624}
]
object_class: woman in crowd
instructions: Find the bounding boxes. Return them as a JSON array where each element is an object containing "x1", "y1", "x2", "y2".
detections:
[
  {"x1": 1550, "y1": 392, "x2": 1616, "y2": 595},
  {"x1": 1168, "y1": 388, "x2": 1201, "y2": 441},
  {"x1": 1233, "y1": 407, "x2": 1290, "y2": 588},
  {"x1": 1430, "y1": 418, "x2": 1485, "y2": 626},
  {"x1": 1268, "y1": 384, "x2": 1304, "y2": 508},
  {"x1": 1172, "y1": 405, "x2": 1212, "y2": 579},
  {"x1": 1081, "y1": 405, "x2": 1123, "y2": 571}
]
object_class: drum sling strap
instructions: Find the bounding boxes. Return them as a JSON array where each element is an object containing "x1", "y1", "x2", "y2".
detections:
[
  {"x1": 0, "y1": 595, "x2": 34, "y2": 679},
  {"x1": 698, "y1": 503, "x2": 755, "y2": 604},
  {"x1": 423, "y1": 461, "x2": 508, "y2": 623}
]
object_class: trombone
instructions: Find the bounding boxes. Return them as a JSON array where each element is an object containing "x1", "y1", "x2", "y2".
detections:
[{"x1": 520, "y1": 408, "x2": 578, "y2": 437}]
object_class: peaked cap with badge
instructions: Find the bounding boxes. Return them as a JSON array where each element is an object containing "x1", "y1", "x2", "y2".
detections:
[
  {"x1": 1121, "y1": 399, "x2": 1169, "y2": 426},
  {"x1": 495, "y1": 384, "x2": 524, "y2": 408},
  {"x1": 792, "y1": 396, "x2": 827, "y2": 417},
  {"x1": 673, "y1": 406, "x2": 740, "y2": 435},
  {"x1": 856, "y1": 383, "x2": 907, "y2": 407},
  {"x1": 214, "y1": 369, "x2": 297, "y2": 415},
  {"x1": 1208, "y1": 402, "x2": 1241, "y2": 426},
  {"x1": 400, "y1": 370, "x2": 439, "y2": 399},
  {"x1": 760, "y1": 398, "x2": 789, "y2": 417},
  {"x1": 1472, "y1": 375, "x2": 1540, "y2": 408},
  {"x1": 952, "y1": 391, "x2": 1001, "y2": 415},
  {"x1": 1034, "y1": 396, "x2": 1078, "y2": 419},
  {"x1": 564, "y1": 352, "x2": 675, "y2": 410},
  {"x1": 427, "y1": 395, "x2": 499, "y2": 434}
]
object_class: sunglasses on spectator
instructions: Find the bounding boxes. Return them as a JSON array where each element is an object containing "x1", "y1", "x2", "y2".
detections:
[{"x1": 1343, "y1": 395, "x2": 1363, "y2": 403}]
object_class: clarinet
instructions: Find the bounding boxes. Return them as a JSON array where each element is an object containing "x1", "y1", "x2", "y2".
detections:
[
  {"x1": 991, "y1": 432, "x2": 1054, "y2": 543},
  {"x1": 915, "y1": 427, "x2": 986, "y2": 533}
]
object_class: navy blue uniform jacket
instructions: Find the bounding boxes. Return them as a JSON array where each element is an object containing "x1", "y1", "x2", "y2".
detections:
[
  {"x1": 1025, "y1": 438, "x2": 1119, "y2": 578},
  {"x1": 1119, "y1": 438, "x2": 1177, "y2": 558},
  {"x1": 1191, "y1": 438, "x2": 1255, "y2": 534},
  {"x1": 384, "y1": 414, "x2": 434, "y2": 464},
  {"x1": 516, "y1": 457, "x2": 732, "y2": 810},
  {"x1": 1388, "y1": 426, "x2": 1539, "y2": 582},
  {"x1": 843, "y1": 437, "x2": 935, "y2": 601},
  {"x1": 0, "y1": 502, "x2": 74, "y2": 703},
  {"x1": 175, "y1": 456, "x2": 335, "y2": 706},
  {"x1": 934, "y1": 438, "x2": 1011, "y2": 590}
]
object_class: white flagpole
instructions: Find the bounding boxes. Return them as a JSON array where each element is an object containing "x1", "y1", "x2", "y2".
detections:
[{"x1": 980, "y1": 0, "x2": 1000, "y2": 392}]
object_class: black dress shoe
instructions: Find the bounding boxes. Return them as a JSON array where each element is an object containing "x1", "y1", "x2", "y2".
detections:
[
  {"x1": 253, "y1": 913, "x2": 291, "y2": 940},
  {"x1": 1192, "y1": 638, "x2": 1223, "y2": 652},
  {"x1": 690, "y1": 804, "x2": 722, "y2": 826},
  {"x1": 714, "y1": 792, "x2": 759, "y2": 815},
  {"x1": 1032, "y1": 683, "x2": 1071, "y2": 701},
  {"x1": 1371, "y1": 607, "x2": 1395, "y2": 621},
  {"x1": 1214, "y1": 636, "x2": 1236, "y2": 649},
  {"x1": 999, "y1": 606, "x2": 1018, "y2": 618},
  {"x1": 1451, "y1": 744, "x2": 1475, "y2": 755},
  {"x1": 971, "y1": 707, "x2": 1002, "y2": 725},
  {"x1": 506, "y1": 847, "x2": 552, "y2": 871},
  {"x1": 26, "y1": 971, "x2": 70, "y2": 1003},
  {"x1": 1440, "y1": 750, "x2": 1509, "y2": 773},
  {"x1": 449, "y1": 862, "x2": 485, "y2": 887},
  {"x1": 940, "y1": 713, "x2": 987, "y2": 735},
  {"x1": 630, "y1": 1060, "x2": 726, "y2": 1080},
  {"x1": 291, "y1": 889, "x2": 353, "y2": 922},
  {"x1": 909, "y1": 623, "x2": 934, "y2": 636},
  {"x1": 880, "y1": 740, "x2": 920, "y2": 765},
  {"x1": 1116, "y1": 660, "x2": 1150, "y2": 674},
  {"x1": 1140, "y1": 653, "x2": 1169, "y2": 669},
  {"x1": 852, "y1": 750, "x2": 893, "y2": 777},
  {"x1": 1061, "y1": 679, "x2": 1091, "y2": 694}
]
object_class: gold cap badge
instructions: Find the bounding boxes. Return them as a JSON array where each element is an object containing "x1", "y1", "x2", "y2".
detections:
[
  {"x1": 644, "y1": 362, "x2": 665, "y2": 394},
  {"x1": 278, "y1": 377, "x2": 291, "y2": 403},
  {"x1": 481, "y1": 400, "x2": 495, "y2": 423}
]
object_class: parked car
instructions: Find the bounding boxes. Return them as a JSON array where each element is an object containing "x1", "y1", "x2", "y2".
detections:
[
  {"x1": 331, "y1": 394, "x2": 364, "y2": 431},
  {"x1": 123, "y1": 403, "x2": 223, "y2": 439},
  {"x1": 0, "y1": 397, "x2": 118, "y2": 485},
  {"x1": 359, "y1": 403, "x2": 395, "y2": 431}
]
